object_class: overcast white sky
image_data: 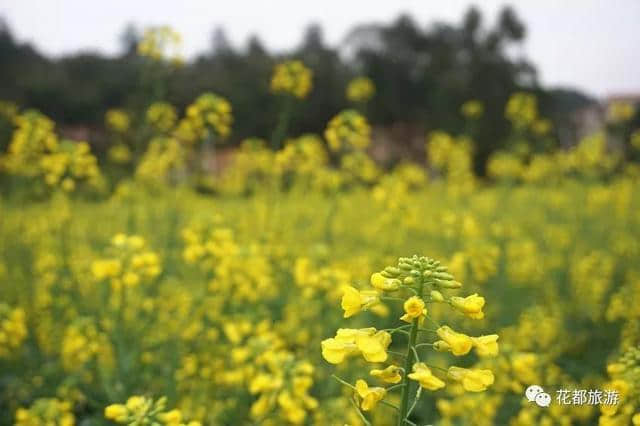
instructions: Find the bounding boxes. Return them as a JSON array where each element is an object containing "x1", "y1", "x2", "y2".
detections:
[{"x1": 1, "y1": 0, "x2": 638, "y2": 98}]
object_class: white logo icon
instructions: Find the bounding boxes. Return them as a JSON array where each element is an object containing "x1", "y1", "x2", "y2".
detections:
[{"x1": 526, "y1": 385, "x2": 551, "y2": 407}]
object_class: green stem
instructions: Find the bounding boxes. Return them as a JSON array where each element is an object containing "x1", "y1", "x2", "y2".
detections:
[
  {"x1": 271, "y1": 96, "x2": 294, "y2": 151},
  {"x1": 397, "y1": 318, "x2": 418, "y2": 425},
  {"x1": 332, "y1": 374, "x2": 357, "y2": 391},
  {"x1": 386, "y1": 383, "x2": 406, "y2": 392},
  {"x1": 406, "y1": 386, "x2": 422, "y2": 419},
  {"x1": 410, "y1": 346, "x2": 420, "y2": 363},
  {"x1": 397, "y1": 278, "x2": 424, "y2": 426},
  {"x1": 383, "y1": 324, "x2": 411, "y2": 334},
  {"x1": 380, "y1": 400, "x2": 400, "y2": 411},
  {"x1": 403, "y1": 286, "x2": 418, "y2": 296},
  {"x1": 115, "y1": 285, "x2": 128, "y2": 399},
  {"x1": 381, "y1": 296, "x2": 406, "y2": 302},
  {"x1": 201, "y1": 134, "x2": 216, "y2": 175},
  {"x1": 351, "y1": 397, "x2": 372, "y2": 426}
]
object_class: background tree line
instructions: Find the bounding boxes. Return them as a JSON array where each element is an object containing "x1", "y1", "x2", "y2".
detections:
[{"x1": 0, "y1": 6, "x2": 597, "y2": 173}]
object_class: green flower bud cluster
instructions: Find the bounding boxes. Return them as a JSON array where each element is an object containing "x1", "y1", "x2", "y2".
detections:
[{"x1": 378, "y1": 255, "x2": 462, "y2": 290}]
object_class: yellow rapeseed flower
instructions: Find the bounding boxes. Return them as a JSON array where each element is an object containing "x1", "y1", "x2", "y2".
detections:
[
  {"x1": 370, "y1": 272, "x2": 400, "y2": 291},
  {"x1": 471, "y1": 334, "x2": 499, "y2": 357},
  {"x1": 105, "y1": 109, "x2": 130, "y2": 133},
  {"x1": 341, "y1": 285, "x2": 379, "y2": 318},
  {"x1": 435, "y1": 326, "x2": 473, "y2": 356},
  {"x1": 346, "y1": 77, "x2": 375, "y2": 103},
  {"x1": 447, "y1": 366, "x2": 494, "y2": 392},
  {"x1": 400, "y1": 296, "x2": 427, "y2": 323},
  {"x1": 408, "y1": 363, "x2": 446, "y2": 390},
  {"x1": 461, "y1": 100, "x2": 484, "y2": 119},
  {"x1": 321, "y1": 328, "x2": 391, "y2": 364},
  {"x1": 355, "y1": 379, "x2": 386, "y2": 411},
  {"x1": 104, "y1": 404, "x2": 127, "y2": 421},
  {"x1": 450, "y1": 293, "x2": 485, "y2": 319},
  {"x1": 370, "y1": 365, "x2": 403, "y2": 384},
  {"x1": 271, "y1": 60, "x2": 313, "y2": 99},
  {"x1": 324, "y1": 110, "x2": 371, "y2": 152}
]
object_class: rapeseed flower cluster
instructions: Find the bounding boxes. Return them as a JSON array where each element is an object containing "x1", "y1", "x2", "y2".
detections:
[
  {"x1": 505, "y1": 92, "x2": 538, "y2": 129},
  {"x1": 1, "y1": 110, "x2": 58, "y2": 176},
  {"x1": 346, "y1": 77, "x2": 375, "y2": 103},
  {"x1": 0, "y1": 304, "x2": 27, "y2": 358},
  {"x1": 270, "y1": 60, "x2": 313, "y2": 99},
  {"x1": 323, "y1": 255, "x2": 498, "y2": 424},
  {"x1": 60, "y1": 317, "x2": 114, "y2": 374},
  {"x1": 460, "y1": 100, "x2": 484, "y2": 119},
  {"x1": 15, "y1": 398, "x2": 75, "y2": 426},
  {"x1": 39, "y1": 140, "x2": 101, "y2": 191},
  {"x1": 137, "y1": 26, "x2": 183, "y2": 65},
  {"x1": 183, "y1": 93, "x2": 233, "y2": 141},
  {"x1": 105, "y1": 395, "x2": 200, "y2": 426},
  {"x1": 105, "y1": 109, "x2": 131, "y2": 133},
  {"x1": 91, "y1": 233, "x2": 161, "y2": 291},
  {"x1": 1, "y1": 110, "x2": 101, "y2": 193},
  {"x1": 426, "y1": 131, "x2": 475, "y2": 192},
  {"x1": 147, "y1": 101, "x2": 178, "y2": 133},
  {"x1": 324, "y1": 109, "x2": 371, "y2": 152},
  {"x1": 135, "y1": 136, "x2": 185, "y2": 182}
]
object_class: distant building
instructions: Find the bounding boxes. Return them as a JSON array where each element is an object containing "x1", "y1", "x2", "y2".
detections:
[
  {"x1": 566, "y1": 93, "x2": 639, "y2": 147},
  {"x1": 570, "y1": 104, "x2": 604, "y2": 142}
]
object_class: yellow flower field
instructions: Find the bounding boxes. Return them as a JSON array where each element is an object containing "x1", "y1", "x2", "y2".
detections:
[{"x1": 1, "y1": 49, "x2": 640, "y2": 425}]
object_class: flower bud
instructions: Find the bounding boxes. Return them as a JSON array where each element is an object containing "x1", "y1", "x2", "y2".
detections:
[
  {"x1": 370, "y1": 273, "x2": 401, "y2": 291},
  {"x1": 430, "y1": 290, "x2": 444, "y2": 302},
  {"x1": 384, "y1": 266, "x2": 401, "y2": 277},
  {"x1": 433, "y1": 340, "x2": 450, "y2": 352},
  {"x1": 398, "y1": 262, "x2": 413, "y2": 271},
  {"x1": 435, "y1": 279, "x2": 462, "y2": 289},
  {"x1": 433, "y1": 272, "x2": 454, "y2": 281}
]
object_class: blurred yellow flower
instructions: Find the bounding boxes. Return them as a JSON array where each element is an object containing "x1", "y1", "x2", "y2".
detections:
[
  {"x1": 505, "y1": 92, "x2": 537, "y2": 129},
  {"x1": 138, "y1": 26, "x2": 183, "y2": 65},
  {"x1": 346, "y1": 77, "x2": 375, "y2": 103},
  {"x1": 105, "y1": 109, "x2": 130, "y2": 133},
  {"x1": 607, "y1": 101, "x2": 635, "y2": 123},
  {"x1": 325, "y1": 109, "x2": 371, "y2": 152},
  {"x1": 271, "y1": 60, "x2": 313, "y2": 99},
  {"x1": 461, "y1": 100, "x2": 484, "y2": 119}
]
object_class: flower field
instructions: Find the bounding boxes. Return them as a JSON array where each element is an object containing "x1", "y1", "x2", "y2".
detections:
[{"x1": 1, "y1": 29, "x2": 640, "y2": 426}]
